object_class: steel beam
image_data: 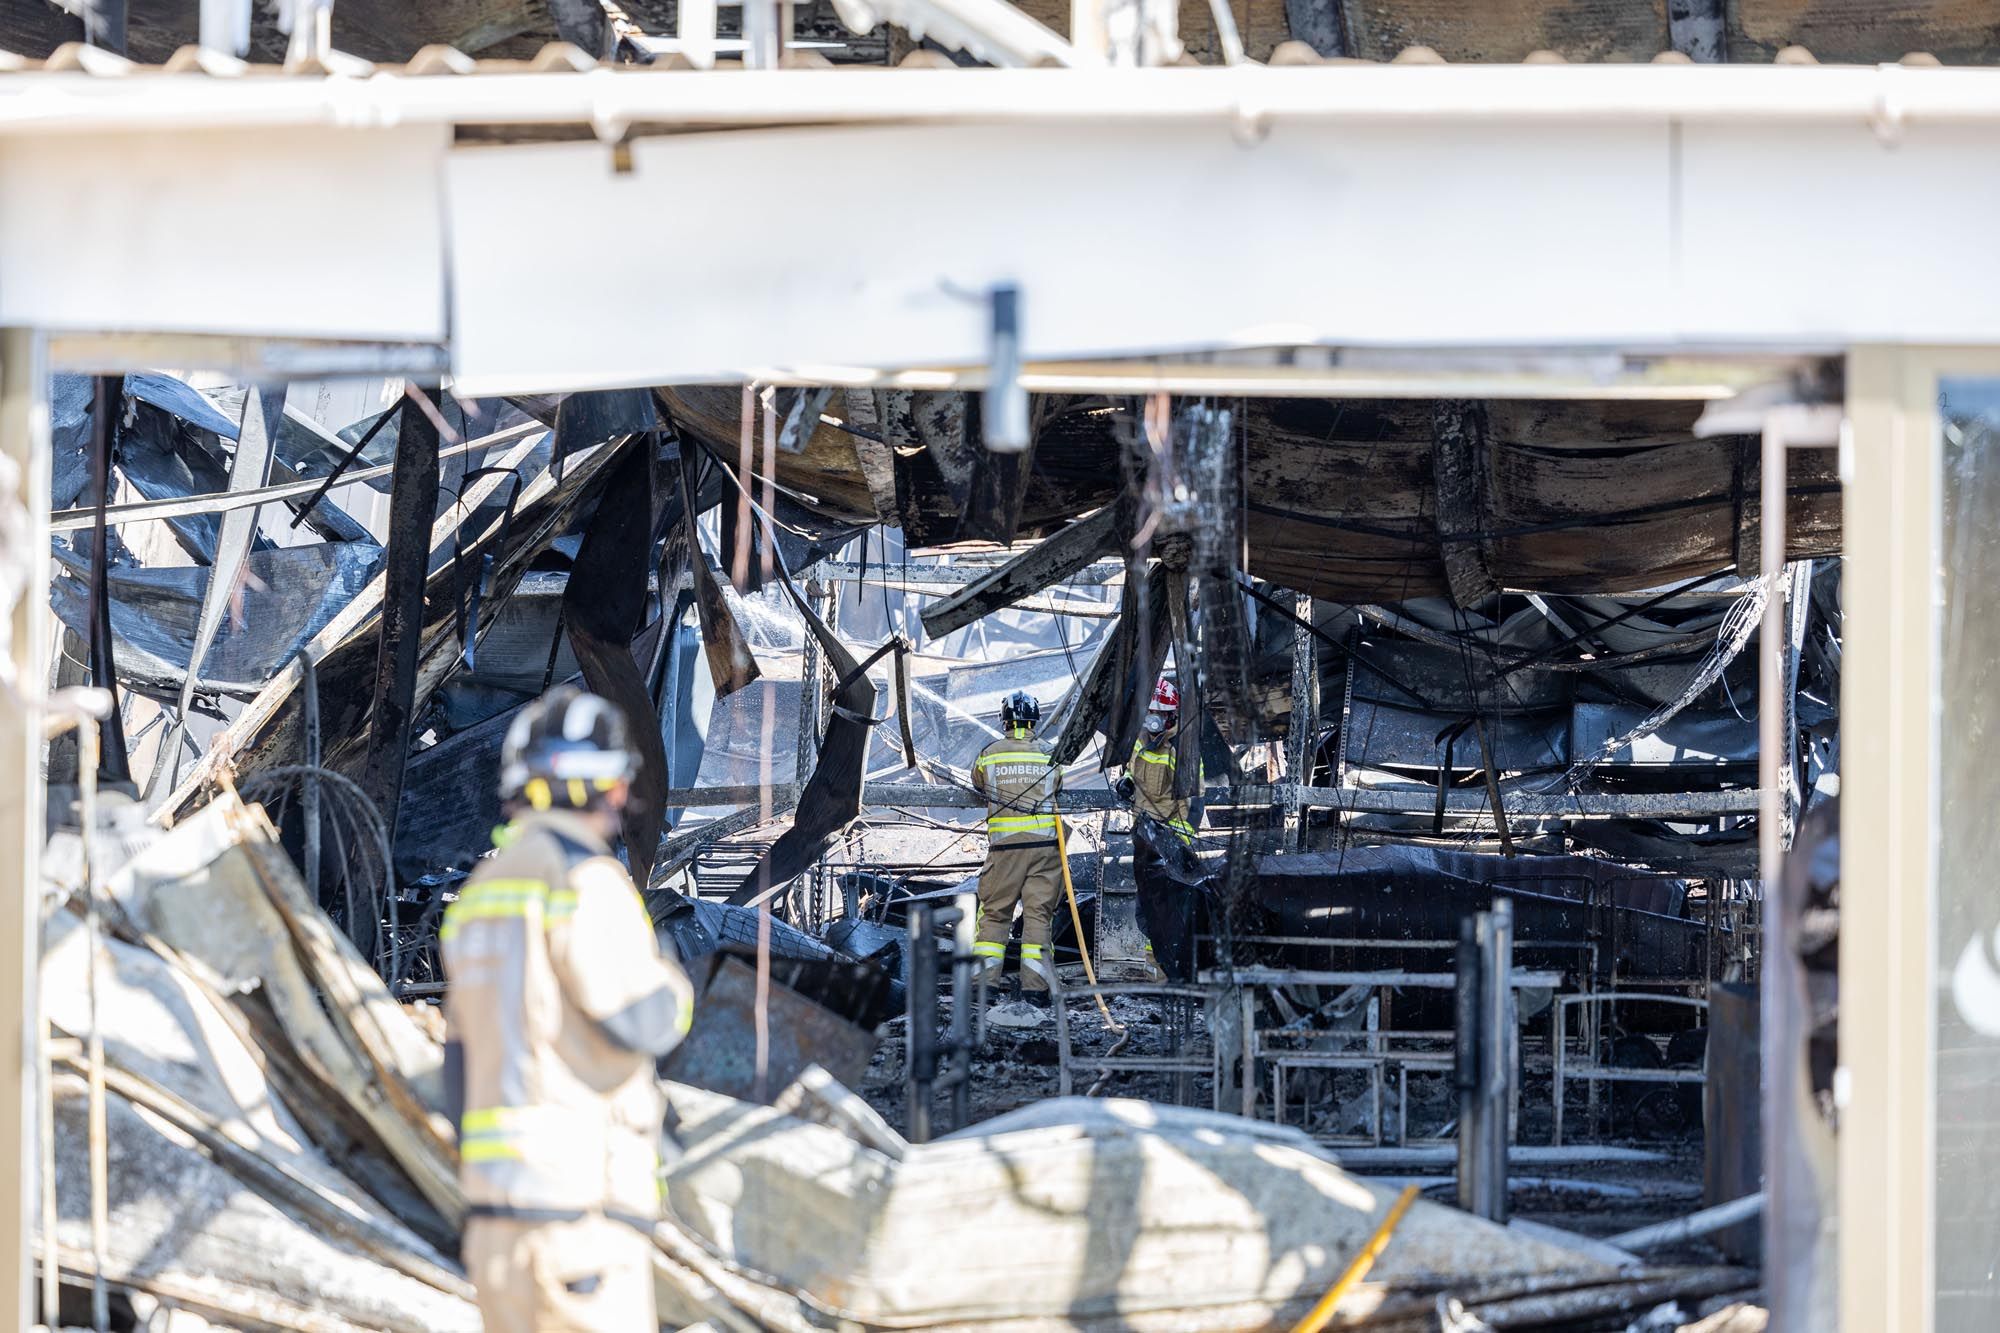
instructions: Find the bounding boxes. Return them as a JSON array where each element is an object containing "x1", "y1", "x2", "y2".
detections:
[
  {"x1": 360, "y1": 386, "x2": 442, "y2": 837},
  {"x1": 661, "y1": 780, "x2": 1764, "y2": 818},
  {"x1": 918, "y1": 503, "x2": 1122, "y2": 639}
]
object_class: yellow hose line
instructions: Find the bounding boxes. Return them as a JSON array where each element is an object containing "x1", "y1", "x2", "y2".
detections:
[
  {"x1": 1053, "y1": 807, "x2": 1123, "y2": 1033},
  {"x1": 1288, "y1": 1185, "x2": 1422, "y2": 1333}
]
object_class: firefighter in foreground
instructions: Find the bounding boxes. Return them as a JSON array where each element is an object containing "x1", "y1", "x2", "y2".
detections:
[
  {"x1": 441, "y1": 686, "x2": 695, "y2": 1333},
  {"x1": 970, "y1": 691, "x2": 1065, "y2": 1002}
]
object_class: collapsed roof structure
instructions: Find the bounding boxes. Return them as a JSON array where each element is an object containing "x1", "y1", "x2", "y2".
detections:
[{"x1": 23, "y1": 1, "x2": 2000, "y2": 1330}]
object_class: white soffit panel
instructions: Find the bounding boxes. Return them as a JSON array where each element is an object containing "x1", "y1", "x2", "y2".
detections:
[
  {"x1": 446, "y1": 120, "x2": 1676, "y2": 394},
  {"x1": 1677, "y1": 121, "x2": 2000, "y2": 345},
  {"x1": 0, "y1": 123, "x2": 448, "y2": 342}
]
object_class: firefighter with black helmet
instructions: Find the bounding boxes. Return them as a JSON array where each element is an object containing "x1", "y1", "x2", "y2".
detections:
[
  {"x1": 969, "y1": 690, "x2": 1064, "y2": 1000},
  {"x1": 441, "y1": 684, "x2": 695, "y2": 1333}
]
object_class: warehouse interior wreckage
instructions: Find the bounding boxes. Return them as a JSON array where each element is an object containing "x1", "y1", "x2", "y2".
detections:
[{"x1": 14, "y1": 3, "x2": 2000, "y2": 1333}]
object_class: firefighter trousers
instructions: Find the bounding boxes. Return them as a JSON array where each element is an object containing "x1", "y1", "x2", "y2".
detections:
[
  {"x1": 463, "y1": 1214, "x2": 657, "y2": 1333},
  {"x1": 974, "y1": 841, "x2": 1063, "y2": 992}
]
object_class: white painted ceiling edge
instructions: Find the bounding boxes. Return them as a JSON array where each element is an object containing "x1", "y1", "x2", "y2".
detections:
[{"x1": 1, "y1": 64, "x2": 1998, "y2": 388}]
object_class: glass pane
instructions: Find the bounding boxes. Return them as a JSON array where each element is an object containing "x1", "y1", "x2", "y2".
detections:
[{"x1": 1935, "y1": 376, "x2": 2000, "y2": 1330}]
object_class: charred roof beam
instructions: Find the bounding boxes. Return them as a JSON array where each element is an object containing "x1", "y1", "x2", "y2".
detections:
[{"x1": 1430, "y1": 399, "x2": 1500, "y2": 612}]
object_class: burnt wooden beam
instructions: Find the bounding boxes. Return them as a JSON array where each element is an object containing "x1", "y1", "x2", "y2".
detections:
[
  {"x1": 919, "y1": 501, "x2": 1122, "y2": 640},
  {"x1": 1430, "y1": 399, "x2": 1501, "y2": 610},
  {"x1": 956, "y1": 420, "x2": 1038, "y2": 545},
  {"x1": 1731, "y1": 436, "x2": 1760, "y2": 577},
  {"x1": 360, "y1": 385, "x2": 442, "y2": 832},
  {"x1": 838, "y1": 389, "x2": 902, "y2": 522},
  {"x1": 677, "y1": 442, "x2": 761, "y2": 698}
]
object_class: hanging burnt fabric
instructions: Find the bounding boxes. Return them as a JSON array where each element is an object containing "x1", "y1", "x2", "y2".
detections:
[
  {"x1": 561, "y1": 438, "x2": 671, "y2": 887},
  {"x1": 724, "y1": 634, "x2": 895, "y2": 909},
  {"x1": 722, "y1": 466, "x2": 881, "y2": 910},
  {"x1": 1050, "y1": 566, "x2": 1169, "y2": 768},
  {"x1": 112, "y1": 389, "x2": 235, "y2": 564},
  {"x1": 444, "y1": 468, "x2": 523, "y2": 672},
  {"x1": 771, "y1": 490, "x2": 869, "y2": 576},
  {"x1": 677, "y1": 442, "x2": 761, "y2": 700}
]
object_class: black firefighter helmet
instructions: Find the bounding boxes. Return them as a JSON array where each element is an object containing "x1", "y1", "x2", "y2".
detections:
[{"x1": 1000, "y1": 690, "x2": 1042, "y2": 730}]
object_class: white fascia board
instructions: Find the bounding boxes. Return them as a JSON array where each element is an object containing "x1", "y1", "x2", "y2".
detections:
[
  {"x1": 0, "y1": 122, "x2": 448, "y2": 343},
  {"x1": 446, "y1": 119, "x2": 1677, "y2": 394},
  {"x1": 6, "y1": 64, "x2": 2000, "y2": 138},
  {"x1": 1676, "y1": 119, "x2": 2000, "y2": 345}
]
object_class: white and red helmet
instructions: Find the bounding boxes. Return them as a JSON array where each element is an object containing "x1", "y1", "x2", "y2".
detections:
[{"x1": 1149, "y1": 676, "x2": 1180, "y2": 714}]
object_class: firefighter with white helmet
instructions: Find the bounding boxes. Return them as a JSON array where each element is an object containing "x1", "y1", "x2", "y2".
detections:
[
  {"x1": 1117, "y1": 676, "x2": 1203, "y2": 979},
  {"x1": 1121, "y1": 677, "x2": 1196, "y2": 844},
  {"x1": 442, "y1": 684, "x2": 695, "y2": 1333},
  {"x1": 969, "y1": 690, "x2": 1065, "y2": 1000}
]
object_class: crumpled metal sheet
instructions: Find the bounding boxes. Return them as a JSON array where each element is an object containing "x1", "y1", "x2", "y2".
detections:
[
  {"x1": 660, "y1": 951, "x2": 890, "y2": 1104},
  {"x1": 659, "y1": 896, "x2": 841, "y2": 966},
  {"x1": 555, "y1": 389, "x2": 658, "y2": 474},
  {"x1": 50, "y1": 540, "x2": 383, "y2": 697},
  {"x1": 49, "y1": 374, "x2": 93, "y2": 511},
  {"x1": 723, "y1": 457, "x2": 877, "y2": 907},
  {"x1": 126, "y1": 371, "x2": 242, "y2": 438},
  {"x1": 1251, "y1": 845, "x2": 1704, "y2": 980},
  {"x1": 113, "y1": 393, "x2": 240, "y2": 563}
]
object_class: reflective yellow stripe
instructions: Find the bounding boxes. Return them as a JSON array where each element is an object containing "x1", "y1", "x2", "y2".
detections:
[
  {"x1": 459, "y1": 877, "x2": 550, "y2": 901},
  {"x1": 988, "y1": 814, "x2": 1057, "y2": 831},
  {"x1": 1134, "y1": 749, "x2": 1176, "y2": 768},
  {"x1": 461, "y1": 1107, "x2": 536, "y2": 1135},
  {"x1": 459, "y1": 1105, "x2": 566, "y2": 1160},
  {"x1": 1019, "y1": 944, "x2": 1045, "y2": 958},
  {"x1": 440, "y1": 879, "x2": 577, "y2": 941},
  {"x1": 972, "y1": 941, "x2": 1005, "y2": 958},
  {"x1": 977, "y1": 751, "x2": 1051, "y2": 768},
  {"x1": 460, "y1": 1140, "x2": 523, "y2": 1163}
]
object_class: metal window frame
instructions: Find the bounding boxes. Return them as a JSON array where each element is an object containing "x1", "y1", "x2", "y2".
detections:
[{"x1": 1842, "y1": 345, "x2": 2000, "y2": 1333}]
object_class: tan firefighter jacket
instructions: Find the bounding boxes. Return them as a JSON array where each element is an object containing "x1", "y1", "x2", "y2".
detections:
[
  {"x1": 441, "y1": 809, "x2": 694, "y2": 1230},
  {"x1": 1130, "y1": 738, "x2": 1196, "y2": 841},
  {"x1": 972, "y1": 727, "x2": 1062, "y2": 848}
]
